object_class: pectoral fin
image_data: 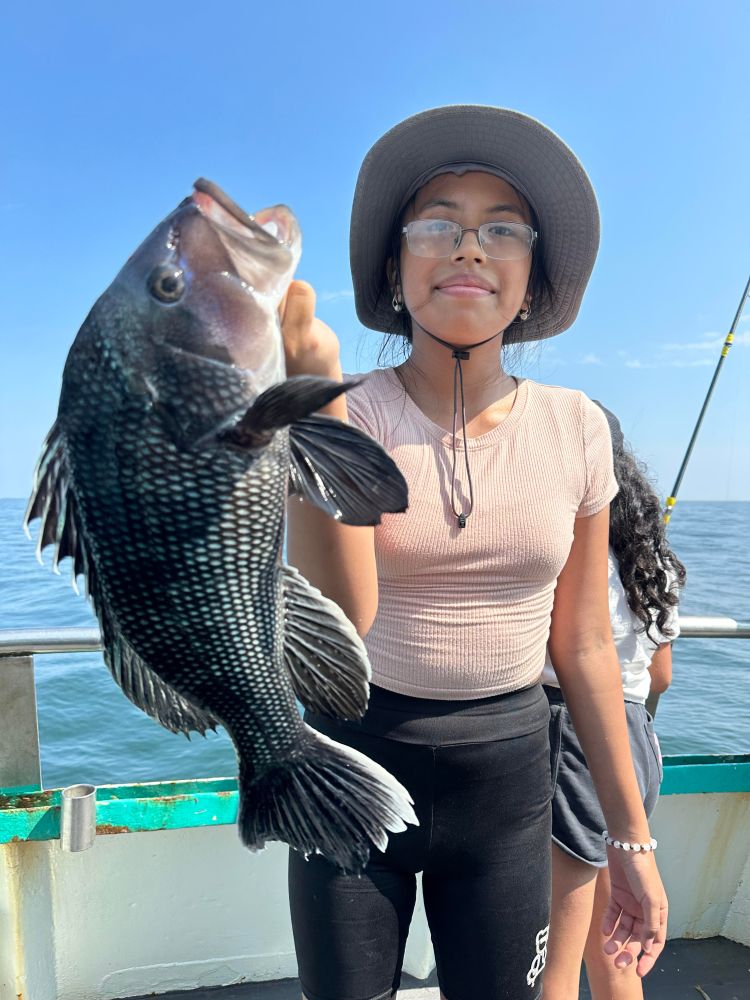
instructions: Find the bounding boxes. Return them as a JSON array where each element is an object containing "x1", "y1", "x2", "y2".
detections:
[
  {"x1": 289, "y1": 415, "x2": 408, "y2": 525},
  {"x1": 222, "y1": 376, "x2": 354, "y2": 448}
]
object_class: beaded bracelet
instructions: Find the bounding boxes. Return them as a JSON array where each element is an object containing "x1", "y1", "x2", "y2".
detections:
[{"x1": 602, "y1": 830, "x2": 657, "y2": 853}]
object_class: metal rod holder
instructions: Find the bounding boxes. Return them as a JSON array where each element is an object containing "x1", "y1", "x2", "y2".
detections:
[{"x1": 60, "y1": 784, "x2": 97, "y2": 852}]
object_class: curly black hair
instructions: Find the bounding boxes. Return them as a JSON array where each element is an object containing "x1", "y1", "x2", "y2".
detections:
[{"x1": 609, "y1": 444, "x2": 686, "y2": 644}]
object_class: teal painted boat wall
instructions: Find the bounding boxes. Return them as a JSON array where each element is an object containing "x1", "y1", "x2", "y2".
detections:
[
  {"x1": 1, "y1": 756, "x2": 749, "y2": 845},
  {"x1": 660, "y1": 754, "x2": 750, "y2": 795}
]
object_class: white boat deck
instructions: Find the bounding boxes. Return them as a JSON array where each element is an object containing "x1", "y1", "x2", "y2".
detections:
[{"x1": 131, "y1": 938, "x2": 749, "y2": 1000}]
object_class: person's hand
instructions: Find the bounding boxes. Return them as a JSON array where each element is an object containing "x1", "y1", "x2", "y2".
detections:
[
  {"x1": 602, "y1": 846, "x2": 668, "y2": 977},
  {"x1": 280, "y1": 280, "x2": 341, "y2": 378}
]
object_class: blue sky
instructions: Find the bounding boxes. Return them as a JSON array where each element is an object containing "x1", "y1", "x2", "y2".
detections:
[{"x1": 1, "y1": 1, "x2": 749, "y2": 503}]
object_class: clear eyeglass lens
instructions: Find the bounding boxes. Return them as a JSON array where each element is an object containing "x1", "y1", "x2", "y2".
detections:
[
  {"x1": 479, "y1": 222, "x2": 534, "y2": 260},
  {"x1": 405, "y1": 219, "x2": 461, "y2": 258},
  {"x1": 404, "y1": 219, "x2": 534, "y2": 260}
]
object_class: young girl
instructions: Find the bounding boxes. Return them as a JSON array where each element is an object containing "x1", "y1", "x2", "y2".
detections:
[
  {"x1": 542, "y1": 404, "x2": 685, "y2": 1000},
  {"x1": 281, "y1": 105, "x2": 668, "y2": 1000}
]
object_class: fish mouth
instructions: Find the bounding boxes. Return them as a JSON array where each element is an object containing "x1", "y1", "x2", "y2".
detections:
[
  {"x1": 161, "y1": 179, "x2": 299, "y2": 378},
  {"x1": 193, "y1": 178, "x2": 255, "y2": 230},
  {"x1": 191, "y1": 178, "x2": 297, "y2": 247}
]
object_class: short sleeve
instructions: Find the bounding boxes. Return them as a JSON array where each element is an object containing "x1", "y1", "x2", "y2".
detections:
[
  {"x1": 341, "y1": 373, "x2": 381, "y2": 441},
  {"x1": 576, "y1": 395, "x2": 619, "y2": 518}
]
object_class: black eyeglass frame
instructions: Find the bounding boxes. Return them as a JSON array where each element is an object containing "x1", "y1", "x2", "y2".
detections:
[{"x1": 401, "y1": 219, "x2": 538, "y2": 260}]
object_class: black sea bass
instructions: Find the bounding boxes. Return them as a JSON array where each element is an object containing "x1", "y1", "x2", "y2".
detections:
[{"x1": 25, "y1": 179, "x2": 415, "y2": 870}]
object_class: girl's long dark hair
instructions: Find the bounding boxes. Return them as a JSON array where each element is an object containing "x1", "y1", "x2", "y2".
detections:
[{"x1": 609, "y1": 444, "x2": 686, "y2": 643}]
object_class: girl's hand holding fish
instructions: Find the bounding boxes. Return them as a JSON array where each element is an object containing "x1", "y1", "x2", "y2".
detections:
[{"x1": 280, "y1": 279, "x2": 342, "y2": 380}]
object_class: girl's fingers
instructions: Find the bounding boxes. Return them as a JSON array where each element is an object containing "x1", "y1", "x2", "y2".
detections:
[
  {"x1": 280, "y1": 279, "x2": 316, "y2": 336},
  {"x1": 603, "y1": 891, "x2": 667, "y2": 977},
  {"x1": 601, "y1": 898, "x2": 621, "y2": 938},
  {"x1": 603, "y1": 917, "x2": 639, "y2": 967},
  {"x1": 619, "y1": 934, "x2": 644, "y2": 969},
  {"x1": 636, "y1": 900, "x2": 668, "y2": 976},
  {"x1": 640, "y1": 896, "x2": 666, "y2": 956},
  {"x1": 606, "y1": 911, "x2": 635, "y2": 953},
  {"x1": 636, "y1": 945, "x2": 659, "y2": 978}
]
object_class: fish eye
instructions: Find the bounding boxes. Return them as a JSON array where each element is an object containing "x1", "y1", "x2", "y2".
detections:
[{"x1": 148, "y1": 266, "x2": 185, "y2": 303}]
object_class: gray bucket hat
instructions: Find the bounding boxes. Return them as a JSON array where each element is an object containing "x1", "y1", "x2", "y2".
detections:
[{"x1": 350, "y1": 104, "x2": 600, "y2": 343}]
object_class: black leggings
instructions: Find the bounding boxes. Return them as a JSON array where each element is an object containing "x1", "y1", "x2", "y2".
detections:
[{"x1": 288, "y1": 684, "x2": 553, "y2": 1000}]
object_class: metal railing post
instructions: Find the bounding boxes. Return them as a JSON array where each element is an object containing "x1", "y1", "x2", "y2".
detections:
[{"x1": 0, "y1": 654, "x2": 42, "y2": 790}]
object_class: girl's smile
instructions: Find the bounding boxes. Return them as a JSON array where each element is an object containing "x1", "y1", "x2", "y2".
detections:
[{"x1": 435, "y1": 273, "x2": 496, "y2": 296}]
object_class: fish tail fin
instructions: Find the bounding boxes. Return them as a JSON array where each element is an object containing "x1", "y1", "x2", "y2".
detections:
[{"x1": 237, "y1": 726, "x2": 417, "y2": 872}]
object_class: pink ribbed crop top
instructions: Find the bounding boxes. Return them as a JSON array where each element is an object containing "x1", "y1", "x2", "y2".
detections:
[{"x1": 345, "y1": 369, "x2": 618, "y2": 699}]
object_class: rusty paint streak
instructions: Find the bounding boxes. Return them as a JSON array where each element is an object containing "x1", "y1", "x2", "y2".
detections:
[
  {"x1": 0, "y1": 790, "x2": 54, "y2": 809},
  {"x1": 96, "y1": 823, "x2": 131, "y2": 835}
]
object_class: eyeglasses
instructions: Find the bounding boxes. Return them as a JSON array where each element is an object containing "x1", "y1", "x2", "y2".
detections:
[{"x1": 401, "y1": 219, "x2": 537, "y2": 261}]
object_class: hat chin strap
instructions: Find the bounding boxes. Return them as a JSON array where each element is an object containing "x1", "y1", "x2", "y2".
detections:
[{"x1": 418, "y1": 325, "x2": 503, "y2": 529}]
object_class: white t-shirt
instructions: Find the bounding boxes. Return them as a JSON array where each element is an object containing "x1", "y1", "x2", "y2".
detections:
[{"x1": 542, "y1": 549, "x2": 680, "y2": 704}]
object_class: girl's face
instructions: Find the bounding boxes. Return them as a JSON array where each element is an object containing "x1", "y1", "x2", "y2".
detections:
[{"x1": 398, "y1": 171, "x2": 533, "y2": 345}]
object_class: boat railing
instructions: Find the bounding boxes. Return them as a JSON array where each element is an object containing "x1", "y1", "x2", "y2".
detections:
[{"x1": 1, "y1": 619, "x2": 748, "y2": 791}]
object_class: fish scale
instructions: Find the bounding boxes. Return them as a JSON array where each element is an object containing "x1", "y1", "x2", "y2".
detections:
[
  {"x1": 68, "y1": 391, "x2": 298, "y2": 772},
  {"x1": 26, "y1": 179, "x2": 416, "y2": 871}
]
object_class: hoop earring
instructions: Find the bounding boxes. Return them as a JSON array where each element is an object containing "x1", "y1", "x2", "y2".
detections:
[
  {"x1": 392, "y1": 291, "x2": 404, "y2": 313},
  {"x1": 518, "y1": 305, "x2": 531, "y2": 321}
]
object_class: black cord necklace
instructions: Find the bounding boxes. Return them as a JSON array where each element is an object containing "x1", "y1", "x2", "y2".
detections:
[{"x1": 409, "y1": 327, "x2": 503, "y2": 529}]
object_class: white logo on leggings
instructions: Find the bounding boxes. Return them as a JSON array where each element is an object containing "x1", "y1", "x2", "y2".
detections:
[{"x1": 526, "y1": 924, "x2": 549, "y2": 988}]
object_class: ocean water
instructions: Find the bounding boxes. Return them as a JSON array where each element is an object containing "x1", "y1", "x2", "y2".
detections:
[{"x1": 1, "y1": 498, "x2": 748, "y2": 790}]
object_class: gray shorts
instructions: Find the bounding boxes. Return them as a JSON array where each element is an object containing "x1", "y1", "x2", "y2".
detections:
[{"x1": 545, "y1": 686, "x2": 663, "y2": 868}]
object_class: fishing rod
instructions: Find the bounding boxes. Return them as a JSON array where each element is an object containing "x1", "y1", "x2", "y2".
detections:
[{"x1": 664, "y1": 272, "x2": 750, "y2": 525}]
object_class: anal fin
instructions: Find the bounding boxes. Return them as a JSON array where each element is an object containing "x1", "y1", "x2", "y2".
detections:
[
  {"x1": 282, "y1": 564, "x2": 369, "y2": 720},
  {"x1": 106, "y1": 634, "x2": 220, "y2": 736}
]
